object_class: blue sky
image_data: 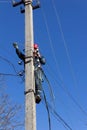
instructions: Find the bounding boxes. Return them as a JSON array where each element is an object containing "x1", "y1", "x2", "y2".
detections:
[{"x1": 0, "y1": 0, "x2": 87, "y2": 130}]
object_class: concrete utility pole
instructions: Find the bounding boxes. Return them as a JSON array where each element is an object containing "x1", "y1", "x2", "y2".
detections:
[
  {"x1": 12, "y1": 0, "x2": 40, "y2": 130},
  {"x1": 24, "y1": 1, "x2": 36, "y2": 130}
]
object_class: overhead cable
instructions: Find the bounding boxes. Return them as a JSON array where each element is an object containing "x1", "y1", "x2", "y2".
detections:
[
  {"x1": 41, "y1": 69, "x2": 55, "y2": 106},
  {"x1": 0, "y1": 73, "x2": 18, "y2": 76},
  {"x1": 0, "y1": 55, "x2": 17, "y2": 73},
  {"x1": 42, "y1": 86, "x2": 72, "y2": 130},
  {"x1": 41, "y1": 4, "x2": 87, "y2": 117},
  {"x1": 42, "y1": 88, "x2": 52, "y2": 130},
  {"x1": 46, "y1": 63, "x2": 87, "y2": 116},
  {"x1": 47, "y1": 102, "x2": 72, "y2": 130},
  {"x1": 51, "y1": 0, "x2": 77, "y2": 89}
]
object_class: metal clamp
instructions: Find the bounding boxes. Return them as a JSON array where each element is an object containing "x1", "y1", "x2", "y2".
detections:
[
  {"x1": 25, "y1": 56, "x2": 33, "y2": 64},
  {"x1": 24, "y1": 0, "x2": 32, "y2": 5},
  {"x1": 24, "y1": 89, "x2": 34, "y2": 95}
]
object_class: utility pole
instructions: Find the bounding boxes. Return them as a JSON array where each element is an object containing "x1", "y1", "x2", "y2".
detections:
[
  {"x1": 25, "y1": 0, "x2": 36, "y2": 130},
  {"x1": 12, "y1": 0, "x2": 40, "y2": 130}
]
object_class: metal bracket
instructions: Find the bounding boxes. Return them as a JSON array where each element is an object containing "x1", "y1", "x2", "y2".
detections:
[
  {"x1": 12, "y1": 0, "x2": 32, "y2": 7},
  {"x1": 25, "y1": 60, "x2": 31, "y2": 64},
  {"x1": 24, "y1": 89, "x2": 34, "y2": 95},
  {"x1": 12, "y1": 0, "x2": 24, "y2": 7},
  {"x1": 33, "y1": 4, "x2": 40, "y2": 10},
  {"x1": 24, "y1": 55, "x2": 33, "y2": 64},
  {"x1": 20, "y1": 4, "x2": 40, "y2": 13},
  {"x1": 13, "y1": 0, "x2": 40, "y2": 13}
]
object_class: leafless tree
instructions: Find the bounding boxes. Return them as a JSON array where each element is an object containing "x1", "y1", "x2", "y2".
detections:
[{"x1": 0, "y1": 76, "x2": 24, "y2": 130}]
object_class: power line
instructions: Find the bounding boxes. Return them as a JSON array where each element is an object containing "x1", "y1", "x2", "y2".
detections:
[
  {"x1": 42, "y1": 85, "x2": 72, "y2": 130},
  {"x1": 41, "y1": 3, "x2": 87, "y2": 118},
  {"x1": 0, "y1": 0, "x2": 11, "y2": 3},
  {"x1": 0, "y1": 56, "x2": 24, "y2": 81},
  {"x1": 42, "y1": 88, "x2": 52, "y2": 130},
  {"x1": 0, "y1": 55, "x2": 17, "y2": 73},
  {"x1": 46, "y1": 63, "x2": 87, "y2": 117},
  {"x1": 47, "y1": 102, "x2": 72, "y2": 130},
  {"x1": 0, "y1": 44, "x2": 18, "y2": 61},
  {"x1": 41, "y1": 67, "x2": 73, "y2": 130},
  {"x1": 51, "y1": 0, "x2": 78, "y2": 89},
  {"x1": 0, "y1": 73, "x2": 19, "y2": 76},
  {"x1": 41, "y1": 69, "x2": 55, "y2": 106},
  {"x1": 41, "y1": 7, "x2": 65, "y2": 88}
]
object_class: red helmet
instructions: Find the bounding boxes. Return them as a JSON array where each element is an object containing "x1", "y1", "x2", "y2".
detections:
[{"x1": 34, "y1": 44, "x2": 38, "y2": 49}]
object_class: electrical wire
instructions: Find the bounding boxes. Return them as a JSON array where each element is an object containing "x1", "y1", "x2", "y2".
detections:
[
  {"x1": 41, "y1": 4, "x2": 87, "y2": 117},
  {"x1": 41, "y1": 1, "x2": 65, "y2": 87},
  {"x1": 41, "y1": 69, "x2": 55, "y2": 106},
  {"x1": 47, "y1": 102, "x2": 72, "y2": 130},
  {"x1": 41, "y1": 68, "x2": 73, "y2": 129},
  {"x1": 42, "y1": 88, "x2": 52, "y2": 130},
  {"x1": 41, "y1": 0, "x2": 78, "y2": 91},
  {"x1": 0, "y1": 55, "x2": 17, "y2": 74},
  {"x1": 42, "y1": 86, "x2": 72, "y2": 130},
  {"x1": 0, "y1": 0, "x2": 11, "y2": 3},
  {"x1": 0, "y1": 73, "x2": 19, "y2": 77},
  {"x1": 46, "y1": 63, "x2": 87, "y2": 116},
  {"x1": 41, "y1": 8, "x2": 64, "y2": 83},
  {"x1": 51, "y1": 0, "x2": 77, "y2": 89},
  {"x1": 0, "y1": 55, "x2": 25, "y2": 81}
]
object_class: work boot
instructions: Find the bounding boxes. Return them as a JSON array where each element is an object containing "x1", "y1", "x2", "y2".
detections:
[{"x1": 35, "y1": 94, "x2": 41, "y2": 104}]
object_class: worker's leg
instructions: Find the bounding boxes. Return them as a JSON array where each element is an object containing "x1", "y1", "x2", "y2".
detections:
[{"x1": 34, "y1": 68, "x2": 43, "y2": 103}]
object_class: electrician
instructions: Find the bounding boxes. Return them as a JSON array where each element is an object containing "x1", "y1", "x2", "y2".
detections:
[
  {"x1": 33, "y1": 44, "x2": 46, "y2": 103},
  {"x1": 13, "y1": 42, "x2": 46, "y2": 104}
]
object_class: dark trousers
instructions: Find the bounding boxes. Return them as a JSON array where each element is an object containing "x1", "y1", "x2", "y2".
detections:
[{"x1": 34, "y1": 68, "x2": 43, "y2": 95}]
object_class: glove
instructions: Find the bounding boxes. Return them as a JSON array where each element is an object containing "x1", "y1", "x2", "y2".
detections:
[{"x1": 13, "y1": 42, "x2": 18, "y2": 49}]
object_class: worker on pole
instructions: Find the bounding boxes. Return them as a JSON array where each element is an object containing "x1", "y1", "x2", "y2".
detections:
[{"x1": 13, "y1": 42, "x2": 46, "y2": 103}]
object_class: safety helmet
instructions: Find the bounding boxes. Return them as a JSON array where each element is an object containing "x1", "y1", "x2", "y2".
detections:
[{"x1": 34, "y1": 44, "x2": 38, "y2": 49}]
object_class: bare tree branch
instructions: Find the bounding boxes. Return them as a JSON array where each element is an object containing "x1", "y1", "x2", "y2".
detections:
[{"x1": 0, "y1": 76, "x2": 24, "y2": 130}]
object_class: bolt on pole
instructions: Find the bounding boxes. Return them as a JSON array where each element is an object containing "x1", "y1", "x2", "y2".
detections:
[{"x1": 25, "y1": 0, "x2": 36, "y2": 130}]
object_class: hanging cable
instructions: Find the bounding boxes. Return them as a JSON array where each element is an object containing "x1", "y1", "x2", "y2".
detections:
[
  {"x1": 42, "y1": 86, "x2": 72, "y2": 130},
  {"x1": 46, "y1": 63, "x2": 87, "y2": 117},
  {"x1": 41, "y1": 69, "x2": 72, "y2": 130},
  {"x1": 0, "y1": 55, "x2": 25, "y2": 81},
  {"x1": 47, "y1": 102, "x2": 72, "y2": 130},
  {"x1": 0, "y1": 55, "x2": 17, "y2": 73},
  {"x1": 41, "y1": 69, "x2": 55, "y2": 106},
  {"x1": 42, "y1": 87, "x2": 52, "y2": 130}
]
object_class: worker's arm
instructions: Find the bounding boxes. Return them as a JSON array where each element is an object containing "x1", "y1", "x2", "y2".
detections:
[
  {"x1": 13, "y1": 42, "x2": 25, "y2": 61},
  {"x1": 40, "y1": 56, "x2": 46, "y2": 65}
]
